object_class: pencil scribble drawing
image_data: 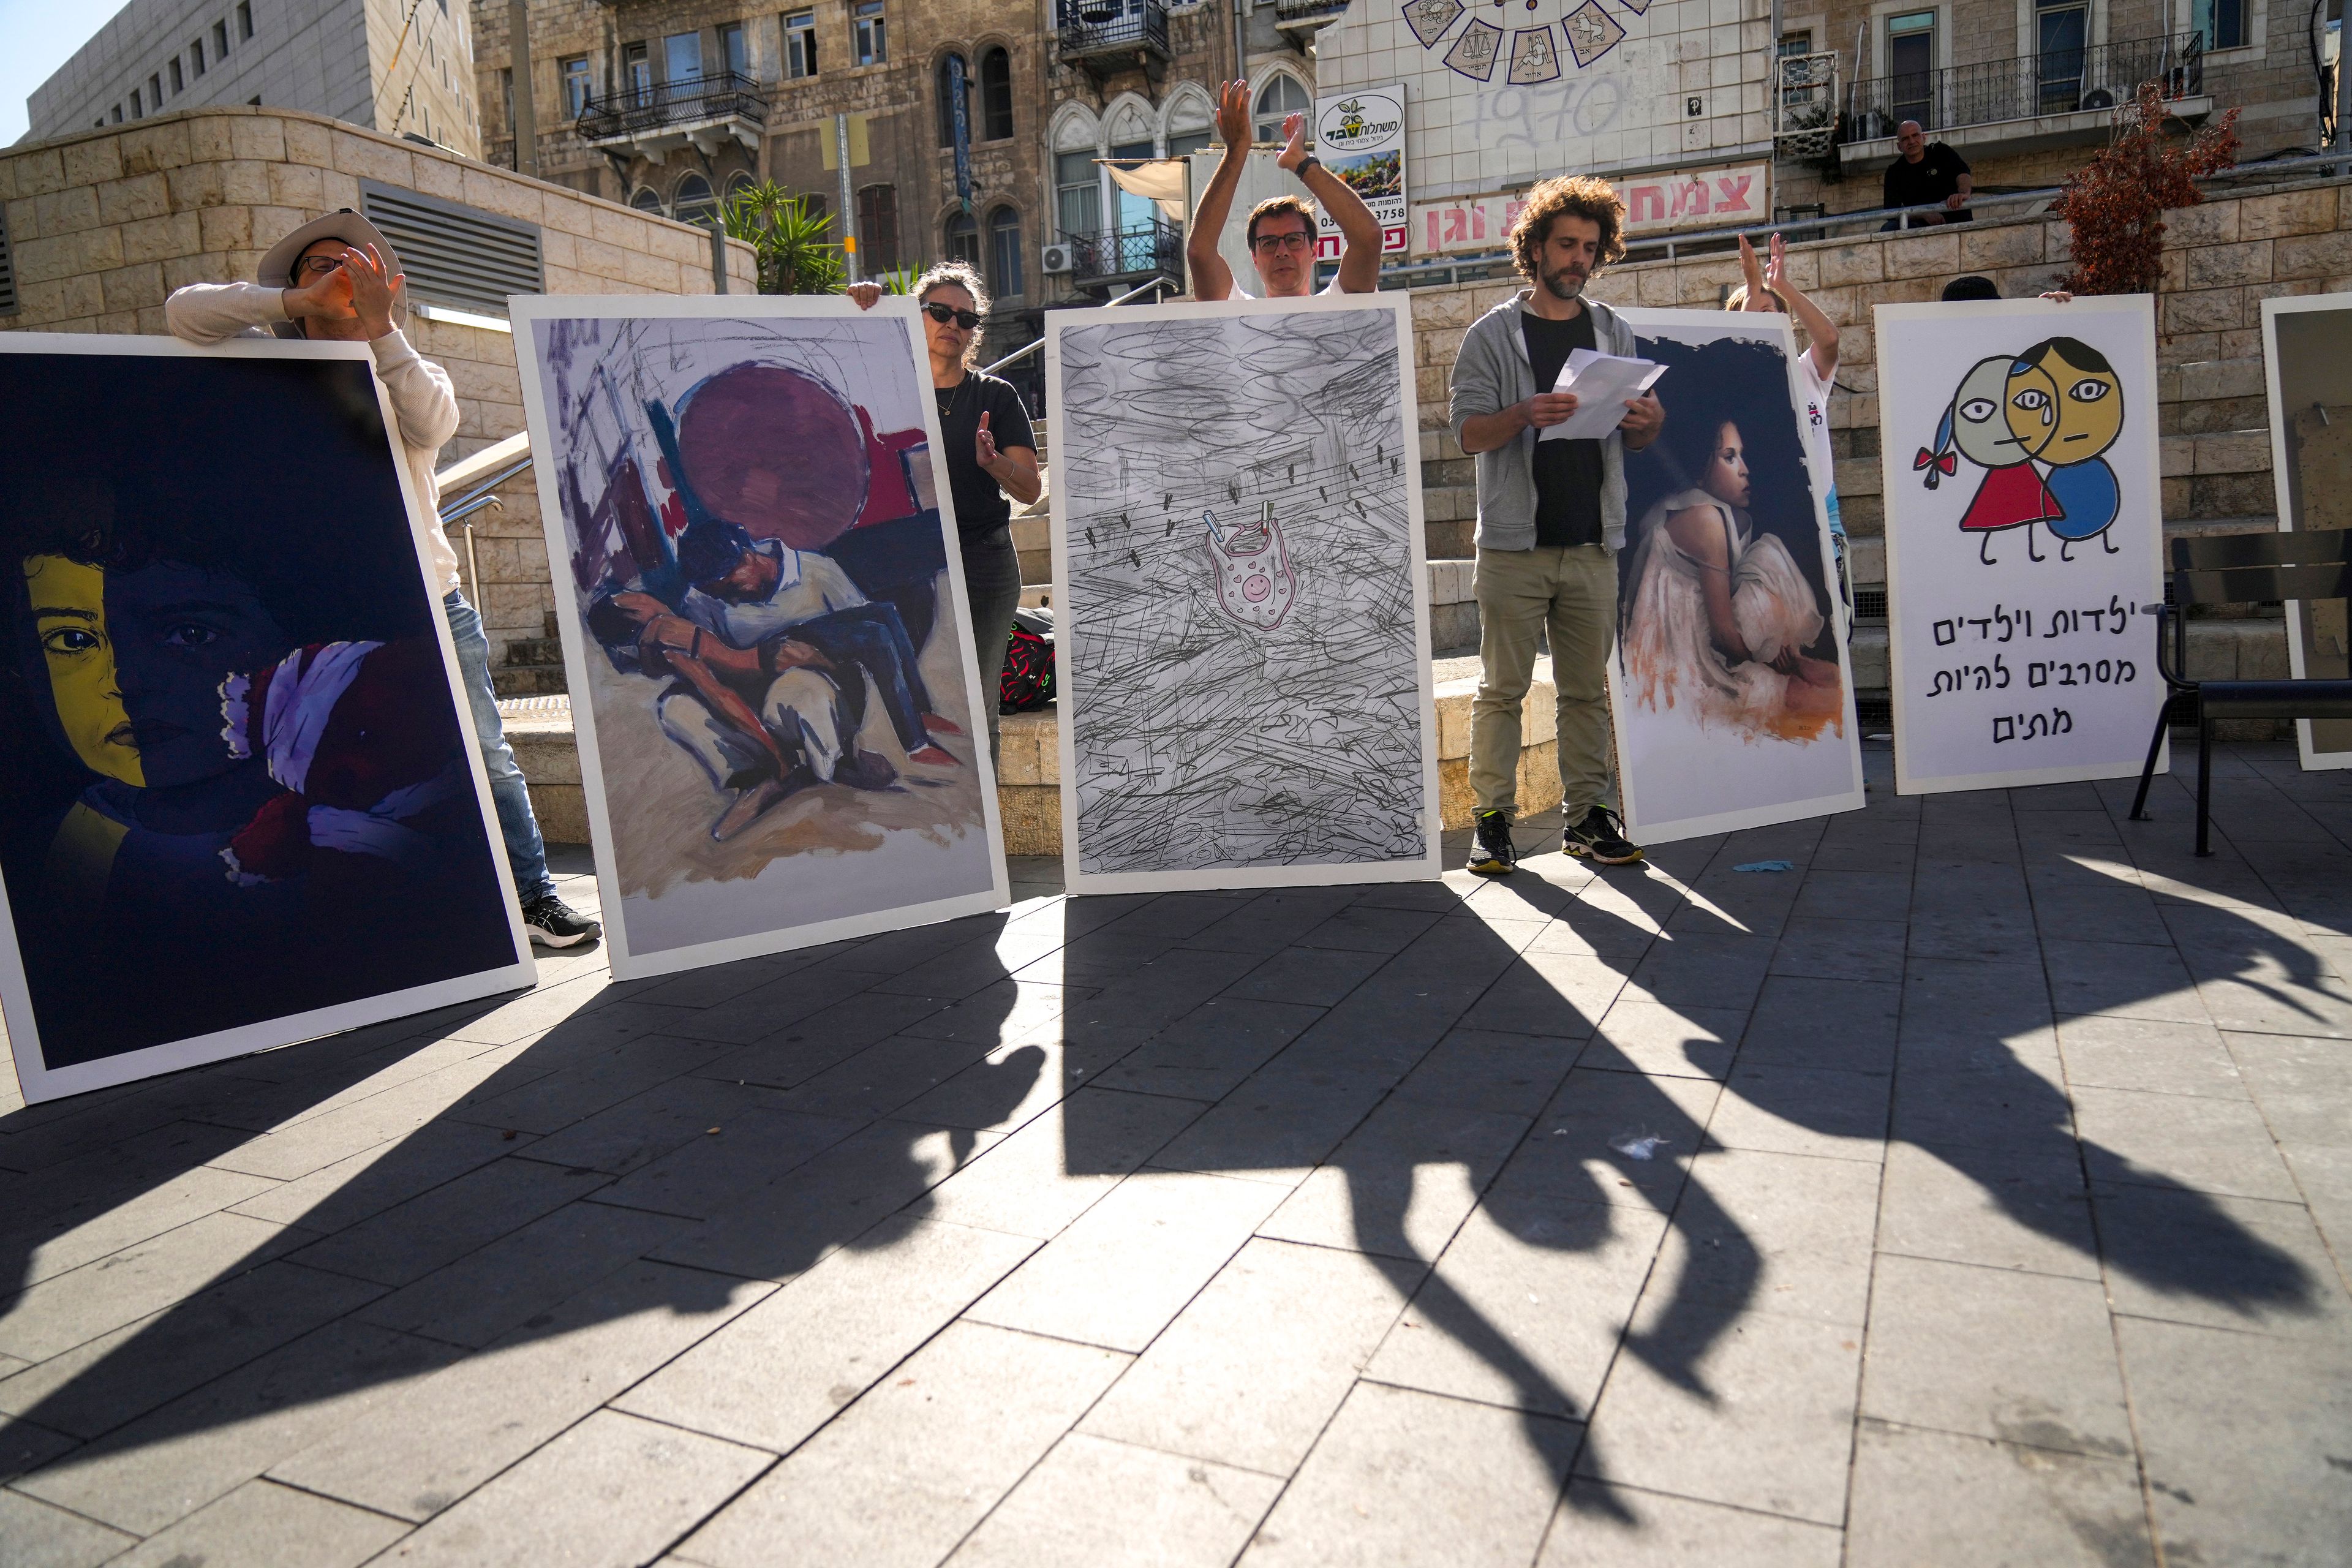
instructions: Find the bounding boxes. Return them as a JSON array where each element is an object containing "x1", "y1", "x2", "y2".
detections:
[{"x1": 1052, "y1": 301, "x2": 1436, "y2": 882}]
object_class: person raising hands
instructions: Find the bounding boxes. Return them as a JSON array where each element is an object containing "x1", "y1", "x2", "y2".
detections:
[
  {"x1": 1185, "y1": 78, "x2": 1384, "y2": 301},
  {"x1": 280, "y1": 241, "x2": 405, "y2": 341}
]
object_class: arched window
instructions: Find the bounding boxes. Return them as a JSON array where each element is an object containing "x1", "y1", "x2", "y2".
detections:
[
  {"x1": 628, "y1": 186, "x2": 663, "y2": 214},
  {"x1": 673, "y1": 172, "x2": 716, "y2": 227},
  {"x1": 980, "y1": 47, "x2": 1014, "y2": 141},
  {"x1": 945, "y1": 212, "x2": 980, "y2": 269},
  {"x1": 1253, "y1": 74, "x2": 1310, "y2": 141},
  {"x1": 935, "y1": 53, "x2": 968, "y2": 147},
  {"x1": 987, "y1": 205, "x2": 1023, "y2": 298}
]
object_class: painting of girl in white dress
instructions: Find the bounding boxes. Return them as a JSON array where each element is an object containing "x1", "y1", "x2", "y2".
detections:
[{"x1": 1610, "y1": 315, "x2": 1864, "y2": 840}]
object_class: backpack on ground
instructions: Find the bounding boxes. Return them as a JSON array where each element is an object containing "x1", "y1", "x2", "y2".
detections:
[{"x1": 999, "y1": 605, "x2": 1055, "y2": 714}]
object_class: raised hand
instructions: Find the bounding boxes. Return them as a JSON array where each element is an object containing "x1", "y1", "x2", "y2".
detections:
[
  {"x1": 343, "y1": 243, "x2": 402, "y2": 339},
  {"x1": 1736, "y1": 233, "x2": 1766, "y2": 306},
  {"x1": 1216, "y1": 79, "x2": 1252, "y2": 151},
  {"x1": 282, "y1": 255, "x2": 357, "y2": 324},
  {"x1": 976, "y1": 409, "x2": 1000, "y2": 470},
  {"x1": 1762, "y1": 232, "x2": 1789, "y2": 298},
  {"x1": 1276, "y1": 111, "x2": 1309, "y2": 172}
]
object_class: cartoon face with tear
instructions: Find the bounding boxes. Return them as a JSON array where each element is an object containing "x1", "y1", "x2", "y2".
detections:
[
  {"x1": 1919, "y1": 336, "x2": 2126, "y2": 565},
  {"x1": 1202, "y1": 502, "x2": 1297, "y2": 631}
]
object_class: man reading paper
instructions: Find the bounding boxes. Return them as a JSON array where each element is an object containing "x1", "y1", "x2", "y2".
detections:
[{"x1": 1450, "y1": 176, "x2": 1664, "y2": 875}]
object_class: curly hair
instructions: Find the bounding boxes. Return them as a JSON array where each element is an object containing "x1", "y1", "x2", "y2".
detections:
[
  {"x1": 1507, "y1": 175, "x2": 1627, "y2": 281},
  {"x1": 914, "y1": 260, "x2": 992, "y2": 368},
  {"x1": 1245, "y1": 194, "x2": 1317, "y2": 251}
]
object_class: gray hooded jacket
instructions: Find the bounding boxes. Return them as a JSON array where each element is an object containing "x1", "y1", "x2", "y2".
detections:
[{"x1": 1447, "y1": 288, "x2": 1637, "y2": 554}]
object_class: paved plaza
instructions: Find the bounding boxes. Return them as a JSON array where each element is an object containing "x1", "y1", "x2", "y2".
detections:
[{"x1": 1, "y1": 741, "x2": 2348, "y2": 1567}]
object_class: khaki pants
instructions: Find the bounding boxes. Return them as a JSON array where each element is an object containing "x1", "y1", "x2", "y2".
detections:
[{"x1": 1469, "y1": 543, "x2": 1617, "y2": 821}]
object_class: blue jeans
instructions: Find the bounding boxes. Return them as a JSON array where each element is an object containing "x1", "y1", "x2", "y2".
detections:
[{"x1": 443, "y1": 590, "x2": 556, "y2": 904}]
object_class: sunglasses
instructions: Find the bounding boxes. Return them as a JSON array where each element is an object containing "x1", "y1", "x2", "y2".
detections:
[{"x1": 923, "y1": 301, "x2": 983, "y2": 330}]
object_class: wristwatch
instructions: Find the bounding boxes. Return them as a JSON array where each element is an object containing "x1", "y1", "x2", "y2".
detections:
[{"x1": 1295, "y1": 154, "x2": 1321, "y2": 178}]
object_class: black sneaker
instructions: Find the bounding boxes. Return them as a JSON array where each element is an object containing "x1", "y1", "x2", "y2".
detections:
[
  {"x1": 1468, "y1": 809, "x2": 1518, "y2": 876},
  {"x1": 521, "y1": 894, "x2": 601, "y2": 948},
  {"x1": 1564, "y1": 805, "x2": 1645, "y2": 866}
]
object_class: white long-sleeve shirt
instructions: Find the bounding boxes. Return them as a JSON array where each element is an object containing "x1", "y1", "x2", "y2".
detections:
[{"x1": 164, "y1": 282, "x2": 464, "y2": 592}]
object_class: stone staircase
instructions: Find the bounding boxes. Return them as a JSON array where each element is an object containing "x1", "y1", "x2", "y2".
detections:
[{"x1": 492, "y1": 610, "x2": 570, "y2": 699}]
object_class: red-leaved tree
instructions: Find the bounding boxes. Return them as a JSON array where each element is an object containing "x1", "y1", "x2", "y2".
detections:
[{"x1": 2054, "y1": 81, "x2": 2241, "y2": 296}]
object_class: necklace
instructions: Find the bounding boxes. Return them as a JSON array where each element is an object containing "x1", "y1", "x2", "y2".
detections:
[{"x1": 935, "y1": 376, "x2": 965, "y2": 421}]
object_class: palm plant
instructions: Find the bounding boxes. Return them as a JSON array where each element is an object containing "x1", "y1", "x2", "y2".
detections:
[
  {"x1": 876, "y1": 264, "x2": 924, "y2": 295},
  {"x1": 721, "y1": 181, "x2": 847, "y2": 295}
]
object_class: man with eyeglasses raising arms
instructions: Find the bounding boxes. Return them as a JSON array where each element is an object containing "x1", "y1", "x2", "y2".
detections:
[{"x1": 1185, "y1": 78, "x2": 1384, "y2": 301}]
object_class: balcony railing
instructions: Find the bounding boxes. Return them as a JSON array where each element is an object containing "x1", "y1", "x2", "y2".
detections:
[
  {"x1": 1847, "y1": 32, "x2": 2203, "y2": 141},
  {"x1": 1273, "y1": 0, "x2": 1351, "y2": 28},
  {"x1": 1055, "y1": 0, "x2": 1171, "y2": 64},
  {"x1": 576, "y1": 70, "x2": 770, "y2": 145},
  {"x1": 1064, "y1": 219, "x2": 1182, "y2": 287}
]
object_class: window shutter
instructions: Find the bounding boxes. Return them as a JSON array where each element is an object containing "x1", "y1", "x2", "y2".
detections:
[{"x1": 360, "y1": 179, "x2": 544, "y2": 315}]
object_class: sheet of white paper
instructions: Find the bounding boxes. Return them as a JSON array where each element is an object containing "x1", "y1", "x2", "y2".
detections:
[{"x1": 1538, "y1": 347, "x2": 1665, "y2": 442}]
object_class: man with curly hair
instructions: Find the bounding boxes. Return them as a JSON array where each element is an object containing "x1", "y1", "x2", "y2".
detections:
[{"x1": 1450, "y1": 175, "x2": 1664, "y2": 874}]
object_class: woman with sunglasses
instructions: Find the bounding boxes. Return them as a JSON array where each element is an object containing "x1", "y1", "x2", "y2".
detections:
[{"x1": 850, "y1": 262, "x2": 1039, "y2": 766}]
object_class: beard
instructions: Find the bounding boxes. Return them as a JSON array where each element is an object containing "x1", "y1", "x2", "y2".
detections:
[{"x1": 1538, "y1": 260, "x2": 1588, "y2": 301}]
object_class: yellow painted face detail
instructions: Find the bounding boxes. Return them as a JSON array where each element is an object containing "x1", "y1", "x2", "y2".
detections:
[
  {"x1": 2040, "y1": 344, "x2": 2124, "y2": 462},
  {"x1": 2003, "y1": 361, "x2": 2062, "y2": 458},
  {"x1": 22, "y1": 555, "x2": 143, "y2": 785}
]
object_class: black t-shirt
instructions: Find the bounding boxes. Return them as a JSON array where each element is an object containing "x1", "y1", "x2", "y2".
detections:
[
  {"x1": 1883, "y1": 143, "x2": 1970, "y2": 209},
  {"x1": 933, "y1": 370, "x2": 1035, "y2": 541},
  {"x1": 1521, "y1": 310, "x2": 1604, "y2": 549}
]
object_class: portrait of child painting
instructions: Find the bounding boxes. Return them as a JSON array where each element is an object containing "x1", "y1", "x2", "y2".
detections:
[{"x1": 0, "y1": 339, "x2": 531, "y2": 1101}]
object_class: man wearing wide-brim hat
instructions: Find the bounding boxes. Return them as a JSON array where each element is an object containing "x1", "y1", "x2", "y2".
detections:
[{"x1": 164, "y1": 210, "x2": 601, "y2": 949}]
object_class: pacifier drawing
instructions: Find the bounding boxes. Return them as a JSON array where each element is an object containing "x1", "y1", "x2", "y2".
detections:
[{"x1": 1202, "y1": 502, "x2": 1297, "y2": 631}]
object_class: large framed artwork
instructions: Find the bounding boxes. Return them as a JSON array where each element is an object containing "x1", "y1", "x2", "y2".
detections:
[
  {"x1": 1045, "y1": 293, "x2": 1441, "y2": 894},
  {"x1": 1608, "y1": 308, "x2": 1865, "y2": 843},
  {"x1": 1877, "y1": 297, "x2": 2166, "y2": 794},
  {"x1": 511, "y1": 297, "x2": 1008, "y2": 979},
  {"x1": 0, "y1": 336, "x2": 534, "y2": 1104},
  {"x1": 2260, "y1": 293, "x2": 2352, "y2": 771}
]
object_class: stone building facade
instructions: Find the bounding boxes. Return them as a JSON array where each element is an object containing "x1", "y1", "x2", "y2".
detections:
[
  {"x1": 1312, "y1": 0, "x2": 2336, "y2": 244},
  {"x1": 468, "y1": 0, "x2": 1060, "y2": 401},
  {"x1": 1038, "y1": 1, "x2": 1340, "y2": 306},
  {"x1": 29, "y1": 0, "x2": 483, "y2": 160},
  {"x1": 0, "y1": 105, "x2": 754, "y2": 684}
]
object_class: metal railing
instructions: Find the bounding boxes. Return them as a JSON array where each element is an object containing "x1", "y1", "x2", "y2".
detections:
[
  {"x1": 1273, "y1": 0, "x2": 1350, "y2": 22},
  {"x1": 1055, "y1": 0, "x2": 1170, "y2": 60},
  {"x1": 1063, "y1": 218, "x2": 1183, "y2": 285},
  {"x1": 1847, "y1": 32, "x2": 2203, "y2": 141},
  {"x1": 577, "y1": 70, "x2": 769, "y2": 143}
]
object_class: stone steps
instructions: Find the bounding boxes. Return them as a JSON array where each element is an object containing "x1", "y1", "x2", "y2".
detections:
[
  {"x1": 503, "y1": 661, "x2": 1563, "y2": 858},
  {"x1": 491, "y1": 611, "x2": 567, "y2": 699}
]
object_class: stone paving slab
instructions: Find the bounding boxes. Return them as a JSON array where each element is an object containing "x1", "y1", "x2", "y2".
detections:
[{"x1": 0, "y1": 742, "x2": 2346, "y2": 1564}]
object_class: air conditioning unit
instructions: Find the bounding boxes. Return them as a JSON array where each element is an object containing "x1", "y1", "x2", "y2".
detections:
[{"x1": 1041, "y1": 241, "x2": 1074, "y2": 276}]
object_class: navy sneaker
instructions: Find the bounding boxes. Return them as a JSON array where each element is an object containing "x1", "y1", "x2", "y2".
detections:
[
  {"x1": 1564, "y1": 805, "x2": 1644, "y2": 866},
  {"x1": 1468, "y1": 809, "x2": 1518, "y2": 876}
]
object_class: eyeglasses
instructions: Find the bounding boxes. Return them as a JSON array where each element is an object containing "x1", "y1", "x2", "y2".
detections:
[
  {"x1": 923, "y1": 301, "x2": 983, "y2": 330},
  {"x1": 292, "y1": 254, "x2": 347, "y2": 279},
  {"x1": 1251, "y1": 232, "x2": 1314, "y2": 255}
]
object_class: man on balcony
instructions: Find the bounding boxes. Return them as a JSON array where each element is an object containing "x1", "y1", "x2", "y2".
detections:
[
  {"x1": 1882, "y1": 121, "x2": 1973, "y2": 227},
  {"x1": 1186, "y1": 78, "x2": 1383, "y2": 300}
]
